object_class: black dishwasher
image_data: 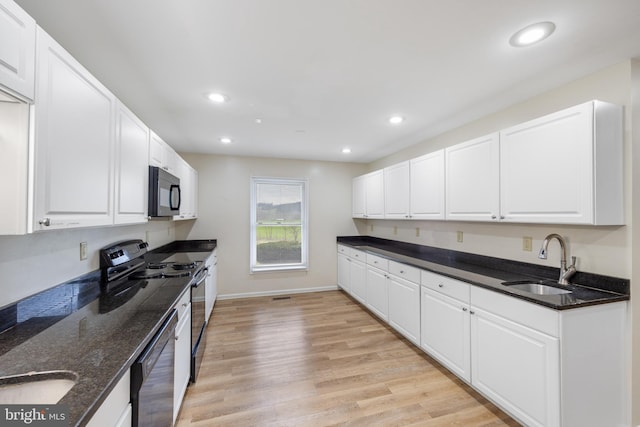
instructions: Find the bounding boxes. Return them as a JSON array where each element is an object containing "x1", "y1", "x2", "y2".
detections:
[{"x1": 131, "y1": 309, "x2": 178, "y2": 427}]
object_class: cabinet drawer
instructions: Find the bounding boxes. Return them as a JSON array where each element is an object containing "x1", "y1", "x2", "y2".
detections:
[
  {"x1": 175, "y1": 287, "x2": 191, "y2": 321},
  {"x1": 471, "y1": 286, "x2": 558, "y2": 337},
  {"x1": 337, "y1": 244, "x2": 349, "y2": 255},
  {"x1": 350, "y1": 248, "x2": 366, "y2": 261},
  {"x1": 389, "y1": 261, "x2": 420, "y2": 283},
  {"x1": 366, "y1": 253, "x2": 388, "y2": 270},
  {"x1": 421, "y1": 270, "x2": 470, "y2": 302}
]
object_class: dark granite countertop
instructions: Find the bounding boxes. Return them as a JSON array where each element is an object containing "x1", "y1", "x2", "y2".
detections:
[
  {"x1": 0, "y1": 239, "x2": 216, "y2": 426},
  {"x1": 337, "y1": 236, "x2": 629, "y2": 310}
]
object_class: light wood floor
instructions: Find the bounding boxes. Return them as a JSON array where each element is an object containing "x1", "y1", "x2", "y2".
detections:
[{"x1": 176, "y1": 290, "x2": 521, "y2": 427}]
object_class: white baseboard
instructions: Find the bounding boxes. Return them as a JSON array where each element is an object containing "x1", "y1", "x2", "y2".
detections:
[{"x1": 218, "y1": 285, "x2": 339, "y2": 300}]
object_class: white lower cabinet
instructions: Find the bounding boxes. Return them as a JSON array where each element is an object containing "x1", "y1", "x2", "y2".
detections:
[
  {"x1": 365, "y1": 264, "x2": 388, "y2": 321},
  {"x1": 388, "y1": 261, "x2": 420, "y2": 345},
  {"x1": 470, "y1": 304, "x2": 560, "y2": 427},
  {"x1": 338, "y1": 246, "x2": 628, "y2": 427},
  {"x1": 205, "y1": 251, "x2": 218, "y2": 323},
  {"x1": 348, "y1": 249, "x2": 367, "y2": 304},
  {"x1": 86, "y1": 372, "x2": 131, "y2": 427},
  {"x1": 420, "y1": 286, "x2": 470, "y2": 382},
  {"x1": 173, "y1": 288, "x2": 191, "y2": 424},
  {"x1": 337, "y1": 252, "x2": 351, "y2": 293}
]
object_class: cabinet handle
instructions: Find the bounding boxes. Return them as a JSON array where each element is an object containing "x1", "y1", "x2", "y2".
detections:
[
  {"x1": 400, "y1": 270, "x2": 404, "y2": 274},
  {"x1": 500, "y1": 216, "x2": 505, "y2": 220},
  {"x1": 470, "y1": 310, "x2": 475, "y2": 315},
  {"x1": 182, "y1": 303, "x2": 188, "y2": 307},
  {"x1": 491, "y1": 215, "x2": 497, "y2": 220},
  {"x1": 39, "y1": 218, "x2": 51, "y2": 227},
  {"x1": 438, "y1": 283, "x2": 444, "y2": 288},
  {"x1": 462, "y1": 307, "x2": 468, "y2": 312}
]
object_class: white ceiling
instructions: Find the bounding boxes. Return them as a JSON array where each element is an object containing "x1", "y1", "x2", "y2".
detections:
[{"x1": 15, "y1": 0, "x2": 640, "y2": 163}]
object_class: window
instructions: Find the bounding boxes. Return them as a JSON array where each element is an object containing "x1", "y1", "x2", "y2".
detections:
[{"x1": 250, "y1": 177, "x2": 308, "y2": 272}]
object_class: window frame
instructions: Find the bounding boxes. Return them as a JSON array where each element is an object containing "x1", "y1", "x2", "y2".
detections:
[{"x1": 250, "y1": 176, "x2": 309, "y2": 273}]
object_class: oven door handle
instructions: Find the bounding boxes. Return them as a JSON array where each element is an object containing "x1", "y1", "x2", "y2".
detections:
[{"x1": 192, "y1": 267, "x2": 208, "y2": 287}]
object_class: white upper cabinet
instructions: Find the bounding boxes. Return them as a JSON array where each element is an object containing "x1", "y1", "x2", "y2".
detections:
[
  {"x1": 410, "y1": 149, "x2": 445, "y2": 219},
  {"x1": 351, "y1": 175, "x2": 366, "y2": 217},
  {"x1": 115, "y1": 102, "x2": 149, "y2": 224},
  {"x1": 149, "y1": 131, "x2": 178, "y2": 175},
  {"x1": 0, "y1": 0, "x2": 35, "y2": 100},
  {"x1": 384, "y1": 161, "x2": 410, "y2": 219},
  {"x1": 445, "y1": 133, "x2": 500, "y2": 221},
  {"x1": 173, "y1": 157, "x2": 197, "y2": 220},
  {"x1": 365, "y1": 170, "x2": 384, "y2": 218},
  {"x1": 500, "y1": 100, "x2": 623, "y2": 225},
  {"x1": 32, "y1": 27, "x2": 116, "y2": 231},
  {"x1": 352, "y1": 170, "x2": 384, "y2": 218},
  {"x1": 0, "y1": 90, "x2": 29, "y2": 235}
]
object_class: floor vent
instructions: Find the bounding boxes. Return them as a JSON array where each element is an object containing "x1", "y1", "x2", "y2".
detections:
[{"x1": 272, "y1": 296, "x2": 291, "y2": 301}]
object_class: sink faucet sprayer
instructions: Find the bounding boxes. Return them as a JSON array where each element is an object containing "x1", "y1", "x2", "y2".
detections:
[{"x1": 538, "y1": 233, "x2": 577, "y2": 285}]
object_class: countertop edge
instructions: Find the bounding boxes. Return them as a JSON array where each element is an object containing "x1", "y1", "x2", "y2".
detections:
[{"x1": 337, "y1": 237, "x2": 629, "y2": 310}]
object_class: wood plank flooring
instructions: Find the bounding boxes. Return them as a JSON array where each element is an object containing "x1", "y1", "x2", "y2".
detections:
[{"x1": 176, "y1": 290, "x2": 521, "y2": 427}]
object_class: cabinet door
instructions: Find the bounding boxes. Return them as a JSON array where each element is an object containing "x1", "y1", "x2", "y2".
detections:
[
  {"x1": 0, "y1": 0, "x2": 35, "y2": 100},
  {"x1": 470, "y1": 307, "x2": 560, "y2": 427},
  {"x1": 205, "y1": 253, "x2": 217, "y2": 322},
  {"x1": 149, "y1": 130, "x2": 178, "y2": 175},
  {"x1": 365, "y1": 170, "x2": 385, "y2": 218},
  {"x1": 352, "y1": 175, "x2": 366, "y2": 218},
  {"x1": 86, "y1": 372, "x2": 130, "y2": 427},
  {"x1": 0, "y1": 92, "x2": 29, "y2": 235},
  {"x1": 388, "y1": 275, "x2": 420, "y2": 345},
  {"x1": 410, "y1": 150, "x2": 445, "y2": 220},
  {"x1": 365, "y1": 265, "x2": 388, "y2": 321},
  {"x1": 337, "y1": 253, "x2": 351, "y2": 292},
  {"x1": 174, "y1": 304, "x2": 191, "y2": 424},
  {"x1": 500, "y1": 103, "x2": 593, "y2": 224},
  {"x1": 114, "y1": 102, "x2": 148, "y2": 224},
  {"x1": 190, "y1": 166, "x2": 198, "y2": 219},
  {"x1": 445, "y1": 133, "x2": 500, "y2": 221},
  {"x1": 384, "y1": 161, "x2": 410, "y2": 219},
  {"x1": 33, "y1": 28, "x2": 116, "y2": 230},
  {"x1": 349, "y1": 259, "x2": 366, "y2": 304},
  {"x1": 420, "y1": 287, "x2": 470, "y2": 382},
  {"x1": 174, "y1": 157, "x2": 191, "y2": 220}
]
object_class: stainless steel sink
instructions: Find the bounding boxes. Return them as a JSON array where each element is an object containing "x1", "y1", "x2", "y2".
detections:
[
  {"x1": 0, "y1": 370, "x2": 77, "y2": 404},
  {"x1": 502, "y1": 280, "x2": 572, "y2": 295}
]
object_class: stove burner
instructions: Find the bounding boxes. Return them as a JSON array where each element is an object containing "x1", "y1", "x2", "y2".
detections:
[
  {"x1": 172, "y1": 262, "x2": 197, "y2": 270},
  {"x1": 147, "y1": 262, "x2": 168, "y2": 270},
  {"x1": 128, "y1": 269, "x2": 193, "y2": 280}
]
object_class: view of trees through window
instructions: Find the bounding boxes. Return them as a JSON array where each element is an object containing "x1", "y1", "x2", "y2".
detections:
[{"x1": 252, "y1": 179, "x2": 307, "y2": 271}]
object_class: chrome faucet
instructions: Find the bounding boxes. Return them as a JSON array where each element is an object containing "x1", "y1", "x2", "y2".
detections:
[{"x1": 538, "y1": 233, "x2": 577, "y2": 285}]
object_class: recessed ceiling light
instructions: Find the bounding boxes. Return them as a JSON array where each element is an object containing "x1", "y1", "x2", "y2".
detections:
[
  {"x1": 255, "y1": 118, "x2": 262, "y2": 124},
  {"x1": 509, "y1": 22, "x2": 556, "y2": 47},
  {"x1": 389, "y1": 115, "x2": 404, "y2": 125},
  {"x1": 342, "y1": 147, "x2": 352, "y2": 154},
  {"x1": 207, "y1": 92, "x2": 227, "y2": 103},
  {"x1": 220, "y1": 137, "x2": 232, "y2": 144}
]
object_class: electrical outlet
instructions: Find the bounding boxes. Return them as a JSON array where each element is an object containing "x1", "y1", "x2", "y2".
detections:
[
  {"x1": 393, "y1": 226, "x2": 398, "y2": 235},
  {"x1": 80, "y1": 242, "x2": 88, "y2": 260},
  {"x1": 523, "y1": 236, "x2": 533, "y2": 252},
  {"x1": 416, "y1": 227, "x2": 420, "y2": 237},
  {"x1": 370, "y1": 224, "x2": 374, "y2": 232},
  {"x1": 457, "y1": 231, "x2": 463, "y2": 243}
]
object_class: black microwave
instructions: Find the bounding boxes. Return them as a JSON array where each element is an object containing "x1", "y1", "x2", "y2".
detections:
[{"x1": 149, "y1": 166, "x2": 181, "y2": 217}]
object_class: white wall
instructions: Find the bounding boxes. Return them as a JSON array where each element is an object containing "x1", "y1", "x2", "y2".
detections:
[
  {"x1": 0, "y1": 221, "x2": 176, "y2": 308},
  {"x1": 176, "y1": 154, "x2": 365, "y2": 298},
  {"x1": 366, "y1": 61, "x2": 633, "y2": 279}
]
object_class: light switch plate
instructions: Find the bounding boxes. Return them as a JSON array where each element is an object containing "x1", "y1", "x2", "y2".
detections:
[
  {"x1": 457, "y1": 231, "x2": 463, "y2": 243},
  {"x1": 523, "y1": 236, "x2": 533, "y2": 252},
  {"x1": 80, "y1": 242, "x2": 88, "y2": 260}
]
